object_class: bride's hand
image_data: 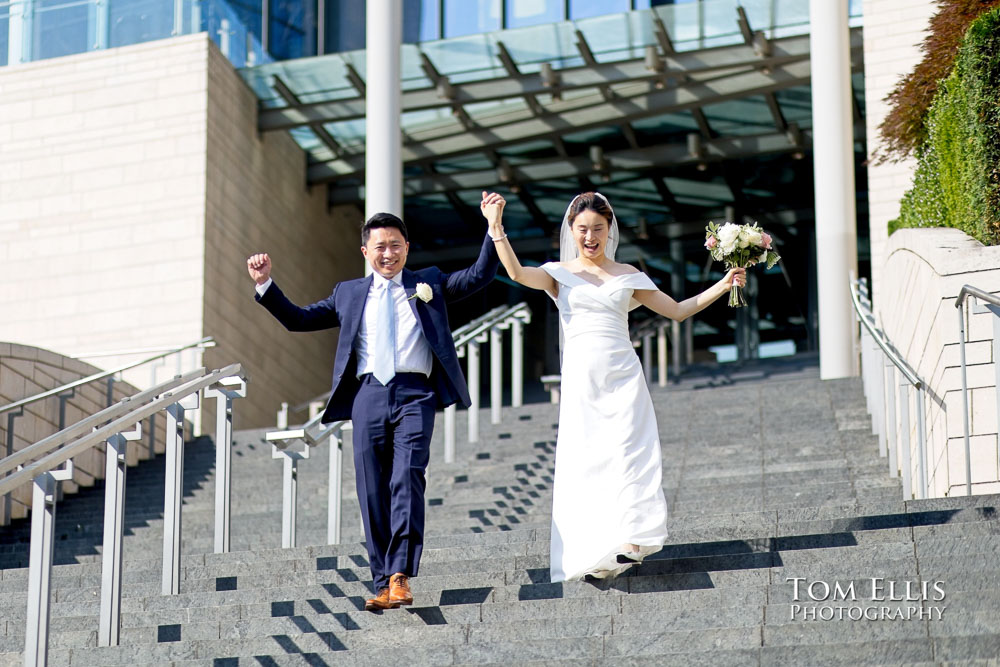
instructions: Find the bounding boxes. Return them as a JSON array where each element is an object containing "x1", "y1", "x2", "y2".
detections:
[
  {"x1": 723, "y1": 268, "x2": 746, "y2": 288},
  {"x1": 480, "y1": 191, "x2": 506, "y2": 234}
]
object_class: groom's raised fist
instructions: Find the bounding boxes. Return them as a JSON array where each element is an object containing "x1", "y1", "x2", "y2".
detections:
[{"x1": 247, "y1": 253, "x2": 272, "y2": 285}]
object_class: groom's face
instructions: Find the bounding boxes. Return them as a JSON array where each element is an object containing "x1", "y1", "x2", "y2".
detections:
[{"x1": 362, "y1": 227, "x2": 409, "y2": 279}]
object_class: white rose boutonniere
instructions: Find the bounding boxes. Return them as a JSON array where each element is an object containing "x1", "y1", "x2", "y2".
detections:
[{"x1": 408, "y1": 282, "x2": 433, "y2": 303}]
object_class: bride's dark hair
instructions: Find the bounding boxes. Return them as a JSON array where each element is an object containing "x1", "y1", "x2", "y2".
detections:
[{"x1": 567, "y1": 192, "x2": 614, "y2": 226}]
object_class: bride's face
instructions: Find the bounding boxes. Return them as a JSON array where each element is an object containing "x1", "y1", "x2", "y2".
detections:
[{"x1": 572, "y1": 210, "x2": 610, "y2": 259}]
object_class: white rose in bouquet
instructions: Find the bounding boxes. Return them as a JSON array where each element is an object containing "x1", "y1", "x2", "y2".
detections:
[{"x1": 717, "y1": 223, "x2": 741, "y2": 254}]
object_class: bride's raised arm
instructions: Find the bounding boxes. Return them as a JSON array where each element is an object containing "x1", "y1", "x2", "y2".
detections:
[
  {"x1": 632, "y1": 267, "x2": 746, "y2": 322},
  {"x1": 481, "y1": 191, "x2": 557, "y2": 295}
]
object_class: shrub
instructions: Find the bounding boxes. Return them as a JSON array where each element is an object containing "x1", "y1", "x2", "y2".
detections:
[
  {"x1": 892, "y1": 8, "x2": 1000, "y2": 245},
  {"x1": 875, "y1": 0, "x2": 1000, "y2": 165}
]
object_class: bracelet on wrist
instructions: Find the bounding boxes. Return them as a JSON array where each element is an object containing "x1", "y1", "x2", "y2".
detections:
[{"x1": 491, "y1": 232, "x2": 507, "y2": 242}]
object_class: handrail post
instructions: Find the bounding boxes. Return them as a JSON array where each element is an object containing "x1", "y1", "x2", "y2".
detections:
[
  {"x1": 57, "y1": 389, "x2": 75, "y2": 431},
  {"x1": 898, "y1": 380, "x2": 913, "y2": 500},
  {"x1": 642, "y1": 332, "x2": 653, "y2": 384},
  {"x1": 98, "y1": 425, "x2": 142, "y2": 647},
  {"x1": 885, "y1": 364, "x2": 898, "y2": 478},
  {"x1": 873, "y1": 347, "x2": 886, "y2": 455},
  {"x1": 204, "y1": 377, "x2": 247, "y2": 554},
  {"x1": 162, "y1": 393, "x2": 198, "y2": 595},
  {"x1": 657, "y1": 323, "x2": 668, "y2": 387},
  {"x1": 24, "y1": 461, "x2": 73, "y2": 667},
  {"x1": 490, "y1": 327, "x2": 503, "y2": 425},
  {"x1": 328, "y1": 426, "x2": 344, "y2": 545},
  {"x1": 671, "y1": 319, "x2": 682, "y2": 380},
  {"x1": 444, "y1": 404, "x2": 456, "y2": 463},
  {"x1": 511, "y1": 317, "x2": 524, "y2": 408},
  {"x1": 467, "y1": 339, "x2": 482, "y2": 444},
  {"x1": 3, "y1": 407, "x2": 23, "y2": 526},
  {"x1": 272, "y1": 444, "x2": 309, "y2": 548},
  {"x1": 958, "y1": 303, "x2": 972, "y2": 496},
  {"x1": 917, "y1": 386, "x2": 928, "y2": 499}
]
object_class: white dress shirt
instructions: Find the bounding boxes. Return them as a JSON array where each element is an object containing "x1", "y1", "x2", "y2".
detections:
[{"x1": 256, "y1": 274, "x2": 433, "y2": 378}]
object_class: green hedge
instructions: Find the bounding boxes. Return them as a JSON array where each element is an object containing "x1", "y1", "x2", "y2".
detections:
[{"x1": 891, "y1": 8, "x2": 1000, "y2": 245}]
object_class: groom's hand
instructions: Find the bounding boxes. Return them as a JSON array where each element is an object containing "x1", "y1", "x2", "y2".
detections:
[
  {"x1": 480, "y1": 191, "x2": 506, "y2": 236},
  {"x1": 247, "y1": 253, "x2": 272, "y2": 285}
]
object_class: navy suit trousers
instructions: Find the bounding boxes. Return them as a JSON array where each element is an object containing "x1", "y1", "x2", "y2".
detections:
[{"x1": 350, "y1": 373, "x2": 436, "y2": 591}]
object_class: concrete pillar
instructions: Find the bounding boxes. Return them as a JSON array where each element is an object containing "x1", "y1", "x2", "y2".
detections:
[
  {"x1": 365, "y1": 0, "x2": 403, "y2": 225},
  {"x1": 810, "y1": 0, "x2": 859, "y2": 378}
]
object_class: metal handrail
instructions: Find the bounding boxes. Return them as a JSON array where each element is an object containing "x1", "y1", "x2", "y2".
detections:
[
  {"x1": 5, "y1": 363, "x2": 248, "y2": 664},
  {"x1": 69, "y1": 340, "x2": 217, "y2": 359},
  {"x1": 284, "y1": 306, "x2": 514, "y2": 417},
  {"x1": 957, "y1": 285, "x2": 1000, "y2": 309},
  {"x1": 266, "y1": 412, "x2": 350, "y2": 548},
  {"x1": 955, "y1": 284, "x2": 1000, "y2": 496},
  {"x1": 453, "y1": 302, "x2": 529, "y2": 348},
  {"x1": 850, "y1": 282, "x2": 922, "y2": 388},
  {"x1": 851, "y1": 279, "x2": 928, "y2": 500},
  {"x1": 0, "y1": 364, "x2": 244, "y2": 496},
  {"x1": 0, "y1": 336, "x2": 215, "y2": 416},
  {"x1": 0, "y1": 369, "x2": 203, "y2": 479}
]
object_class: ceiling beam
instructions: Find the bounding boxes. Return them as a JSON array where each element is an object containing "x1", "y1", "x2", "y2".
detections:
[
  {"x1": 310, "y1": 48, "x2": 867, "y2": 182},
  {"x1": 328, "y1": 130, "x2": 818, "y2": 203},
  {"x1": 258, "y1": 32, "x2": 832, "y2": 131}
]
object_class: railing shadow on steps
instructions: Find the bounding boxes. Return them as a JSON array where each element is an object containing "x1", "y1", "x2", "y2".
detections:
[
  {"x1": 0, "y1": 363, "x2": 249, "y2": 665},
  {"x1": 851, "y1": 279, "x2": 930, "y2": 501},
  {"x1": 511, "y1": 503, "x2": 995, "y2": 603}
]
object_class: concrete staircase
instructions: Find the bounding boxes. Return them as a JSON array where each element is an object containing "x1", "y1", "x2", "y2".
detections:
[{"x1": 2, "y1": 361, "x2": 1000, "y2": 665}]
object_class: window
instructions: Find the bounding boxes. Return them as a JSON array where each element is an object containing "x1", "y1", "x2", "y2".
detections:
[
  {"x1": 505, "y1": 0, "x2": 563, "y2": 29},
  {"x1": 443, "y1": 0, "x2": 500, "y2": 37}
]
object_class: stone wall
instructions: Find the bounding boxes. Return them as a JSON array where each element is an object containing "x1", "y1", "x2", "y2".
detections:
[
  {"x1": 0, "y1": 34, "x2": 362, "y2": 431},
  {"x1": 861, "y1": 0, "x2": 936, "y2": 305},
  {"x1": 879, "y1": 229, "x2": 1000, "y2": 497}
]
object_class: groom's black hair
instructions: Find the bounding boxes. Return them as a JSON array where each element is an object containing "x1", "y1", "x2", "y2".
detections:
[{"x1": 362, "y1": 212, "x2": 409, "y2": 245}]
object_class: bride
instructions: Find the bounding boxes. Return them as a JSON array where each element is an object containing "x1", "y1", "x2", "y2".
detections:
[{"x1": 481, "y1": 190, "x2": 745, "y2": 581}]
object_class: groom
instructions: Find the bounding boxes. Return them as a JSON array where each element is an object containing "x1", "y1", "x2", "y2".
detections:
[{"x1": 247, "y1": 193, "x2": 505, "y2": 611}]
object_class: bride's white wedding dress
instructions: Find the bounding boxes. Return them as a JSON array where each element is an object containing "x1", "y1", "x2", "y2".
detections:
[{"x1": 542, "y1": 263, "x2": 669, "y2": 582}]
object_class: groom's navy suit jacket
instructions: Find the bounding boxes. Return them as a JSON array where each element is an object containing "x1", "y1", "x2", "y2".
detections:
[{"x1": 257, "y1": 235, "x2": 499, "y2": 424}]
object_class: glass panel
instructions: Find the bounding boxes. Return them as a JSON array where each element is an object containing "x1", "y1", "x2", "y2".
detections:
[
  {"x1": 0, "y1": 5, "x2": 8, "y2": 67},
  {"x1": 324, "y1": 0, "x2": 364, "y2": 53},
  {"x1": 506, "y1": 0, "x2": 562, "y2": 29},
  {"x1": 403, "y1": 0, "x2": 438, "y2": 42},
  {"x1": 109, "y1": 0, "x2": 174, "y2": 49},
  {"x1": 228, "y1": 0, "x2": 262, "y2": 38},
  {"x1": 419, "y1": 33, "x2": 501, "y2": 82},
  {"x1": 570, "y1": 0, "x2": 628, "y2": 20},
  {"x1": 491, "y1": 20, "x2": 579, "y2": 71},
  {"x1": 701, "y1": 96, "x2": 775, "y2": 136},
  {"x1": 34, "y1": 0, "x2": 91, "y2": 60},
  {"x1": 269, "y1": 0, "x2": 317, "y2": 59},
  {"x1": 443, "y1": 0, "x2": 499, "y2": 38}
]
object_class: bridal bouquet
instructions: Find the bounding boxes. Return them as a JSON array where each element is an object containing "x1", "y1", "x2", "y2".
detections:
[{"x1": 704, "y1": 221, "x2": 781, "y2": 307}]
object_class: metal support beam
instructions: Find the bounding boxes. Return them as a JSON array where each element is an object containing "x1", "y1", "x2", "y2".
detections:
[
  {"x1": 444, "y1": 405, "x2": 457, "y2": 463},
  {"x1": 810, "y1": 0, "x2": 859, "y2": 379},
  {"x1": 98, "y1": 425, "x2": 142, "y2": 647},
  {"x1": 365, "y1": 0, "x2": 402, "y2": 221}
]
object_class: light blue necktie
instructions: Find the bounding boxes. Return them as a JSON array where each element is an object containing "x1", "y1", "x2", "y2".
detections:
[{"x1": 373, "y1": 281, "x2": 396, "y2": 386}]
